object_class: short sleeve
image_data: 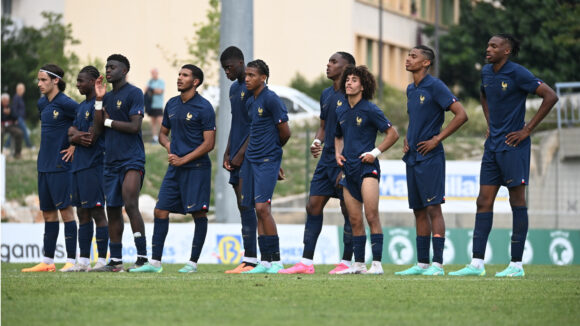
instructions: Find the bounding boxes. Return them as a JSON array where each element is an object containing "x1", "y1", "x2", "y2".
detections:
[
  {"x1": 129, "y1": 88, "x2": 145, "y2": 116},
  {"x1": 268, "y1": 94, "x2": 289, "y2": 124},
  {"x1": 433, "y1": 80, "x2": 458, "y2": 111},
  {"x1": 63, "y1": 97, "x2": 79, "y2": 120},
  {"x1": 161, "y1": 101, "x2": 171, "y2": 129},
  {"x1": 369, "y1": 104, "x2": 392, "y2": 132},
  {"x1": 515, "y1": 66, "x2": 543, "y2": 94},
  {"x1": 202, "y1": 103, "x2": 216, "y2": 131}
]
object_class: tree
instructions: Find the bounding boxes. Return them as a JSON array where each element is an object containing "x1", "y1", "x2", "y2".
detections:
[
  {"x1": 432, "y1": 0, "x2": 580, "y2": 99},
  {"x1": 1, "y1": 12, "x2": 80, "y2": 124},
  {"x1": 158, "y1": 0, "x2": 220, "y2": 83}
]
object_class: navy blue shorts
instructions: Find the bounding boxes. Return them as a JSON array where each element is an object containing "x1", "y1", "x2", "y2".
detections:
[
  {"x1": 241, "y1": 159, "x2": 281, "y2": 208},
  {"x1": 156, "y1": 165, "x2": 211, "y2": 214},
  {"x1": 228, "y1": 166, "x2": 241, "y2": 186},
  {"x1": 406, "y1": 153, "x2": 446, "y2": 210},
  {"x1": 104, "y1": 163, "x2": 145, "y2": 208},
  {"x1": 309, "y1": 163, "x2": 343, "y2": 199},
  {"x1": 72, "y1": 166, "x2": 105, "y2": 208},
  {"x1": 480, "y1": 145, "x2": 530, "y2": 188},
  {"x1": 38, "y1": 171, "x2": 72, "y2": 211},
  {"x1": 339, "y1": 162, "x2": 379, "y2": 202}
]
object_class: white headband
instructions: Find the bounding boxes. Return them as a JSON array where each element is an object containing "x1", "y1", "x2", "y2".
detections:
[{"x1": 39, "y1": 69, "x2": 63, "y2": 80}]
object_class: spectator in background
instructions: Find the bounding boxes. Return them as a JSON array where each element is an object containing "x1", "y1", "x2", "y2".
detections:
[
  {"x1": 12, "y1": 83, "x2": 34, "y2": 148},
  {"x1": 144, "y1": 68, "x2": 165, "y2": 144},
  {"x1": 1, "y1": 93, "x2": 23, "y2": 159}
]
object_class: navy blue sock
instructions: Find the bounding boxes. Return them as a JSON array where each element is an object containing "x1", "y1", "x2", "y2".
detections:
[
  {"x1": 190, "y1": 217, "x2": 208, "y2": 263},
  {"x1": 109, "y1": 242, "x2": 122, "y2": 261},
  {"x1": 416, "y1": 235, "x2": 431, "y2": 264},
  {"x1": 78, "y1": 221, "x2": 94, "y2": 259},
  {"x1": 258, "y1": 236, "x2": 269, "y2": 262},
  {"x1": 64, "y1": 221, "x2": 77, "y2": 260},
  {"x1": 353, "y1": 235, "x2": 367, "y2": 263},
  {"x1": 134, "y1": 234, "x2": 147, "y2": 257},
  {"x1": 370, "y1": 233, "x2": 383, "y2": 262},
  {"x1": 342, "y1": 216, "x2": 353, "y2": 261},
  {"x1": 511, "y1": 206, "x2": 528, "y2": 262},
  {"x1": 264, "y1": 235, "x2": 280, "y2": 262},
  {"x1": 303, "y1": 214, "x2": 323, "y2": 260},
  {"x1": 95, "y1": 226, "x2": 109, "y2": 259},
  {"x1": 152, "y1": 218, "x2": 169, "y2": 261},
  {"x1": 473, "y1": 212, "x2": 493, "y2": 259},
  {"x1": 240, "y1": 209, "x2": 258, "y2": 258},
  {"x1": 432, "y1": 236, "x2": 445, "y2": 264},
  {"x1": 43, "y1": 222, "x2": 59, "y2": 259}
]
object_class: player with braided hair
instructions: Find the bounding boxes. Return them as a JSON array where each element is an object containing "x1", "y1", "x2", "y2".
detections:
[{"x1": 241, "y1": 59, "x2": 291, "y2": 274}]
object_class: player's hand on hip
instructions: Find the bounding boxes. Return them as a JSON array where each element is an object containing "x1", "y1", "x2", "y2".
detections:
[
  {"x1": 416, "y1": 136, "x2": 440, "y2": 156},
  {"x1": 505, "y1": 128, "x2": 530, "y2": 147},
  {"x1": 403, "y1": 137, "x2": 409, "y2": 153}
]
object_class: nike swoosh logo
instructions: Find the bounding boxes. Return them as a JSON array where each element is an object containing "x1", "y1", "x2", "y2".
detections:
[
  {"x1": 169, "y1": 114, "x2": 175, "y2": 118},
  {"x1": 426, "y1": 196, "x2": 437, "y2": 202},
  {"x1": 187, "y1": 204, "x2": 195, "y2": 209},
  {"x1": 81, "y1": 201, "x2": 88, "y2": 205},
  {"x1": 506, "y1": 179, "x2": 513, "y2": 184},
  {"x1": 339, "y1": 120, "x2": 345, "y2": 124},
  {"x1": 254, "y1": 195, "x2": 261, "y2": 200}
]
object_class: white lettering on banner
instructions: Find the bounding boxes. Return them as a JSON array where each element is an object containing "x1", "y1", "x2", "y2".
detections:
[
  {"x1": 378, "y1": 160, "x2": 510, "y2": 213},
  {"x1": 1, "y1": 223, "x2": 340, "y2": 264}
]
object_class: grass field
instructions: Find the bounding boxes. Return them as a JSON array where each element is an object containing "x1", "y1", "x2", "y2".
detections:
[{"x1": 2, "y1": 263, "x2": 579, "y2": 326}]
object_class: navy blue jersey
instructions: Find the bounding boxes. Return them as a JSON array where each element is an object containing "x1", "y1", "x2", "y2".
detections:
[
  {"x1": 102, "y1": 83, "x2": 145, "y2": 167},
  {"x1": 404, "y1": 74, "x2": 457, "y2": 166},
  {"x1": 336, "y1": 99, "x2": 392, "y2": 164},
  {"x1": 228, "y1": 80, "x2": 251, "y2": 158},
  {"x1": 245, "y1": 86, "x2": 289, "y2": 163},
  {"x1": 162, "y1": 93, "x2": 216, "y2": 169},
  {"x1": 37, "y1": 92, "x2": 78, "y2": 172},
  {"x1": 71, "y1": 98, "x2": 105, "y2": 172},
  {"x1": 481, "y1": 61, "x2": 542, "y2": 152},
  {"x1": 319, "y1": 87, "x2": 346, "y2": 167}
]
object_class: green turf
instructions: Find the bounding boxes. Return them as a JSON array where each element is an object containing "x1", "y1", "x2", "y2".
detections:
[{"x1": 2, "y1": 263, "x2": 579, "y2": 326}]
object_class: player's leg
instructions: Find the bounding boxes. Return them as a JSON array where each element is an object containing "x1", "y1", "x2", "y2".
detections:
[
  {"x1": 225, "y1": 174, "x2": 258, "y2": 273},
  {"x1": 279, "y1": 195, "x2": 327, "y2": 274},
  {"x1": 422, "y1": 156, "x2": 446, "y2": 276},
  {"x1": 91, "y1": 206, "x2": 108, "y2": 269},
  {"x1": 423, "y1": 204, "x2": 446, "y2": 276},
  {"x1": 336, "y1": 186, "x2": 367, "y2": 274},
  {"x1": 178, "y1": 211, "x2": 209, "y2": 273},
  {"x1": 123, "y1": 169, "x2": 148, "y2": 270},
  {"x1": 244, "y1": 161, "x2": 282, "y2": 274},
  {"x1": 361, "y1": 177, "x2": 384, "y2": 275},
  {"x1": 22, "y1": 207, "x2": 58, "y2": 272},
  {"x1": 74, "y1": 207, "x2": 93, "y2": 271}
]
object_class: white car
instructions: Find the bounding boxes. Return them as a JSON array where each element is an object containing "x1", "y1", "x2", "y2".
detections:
[{"x1": 203, "y1": 84, "x2": 321, "y2": 123}]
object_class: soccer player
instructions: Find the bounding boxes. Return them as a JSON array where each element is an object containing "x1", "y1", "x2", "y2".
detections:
[
  {"x1": 66, "y1": 66, "x2": 109, "y2": 271},
  {"x1": 334, "y1": 65, "x2": 399, "y2": 274},
  {"x1": 22, "y1": 64, "x2": 79, "y2": 272},
  {"x1": 220, "y1": 46, "x2": 258, "y2": 273},
  {"x1": 90, "y1": 54, "x2": 149, "y2": 272},
  {"x1": 450, "y1": 34, "x2": 558, "y2": 277},
  {"x1": 130, "y1": 64, "x2": 215, "y2": 273},
  {"x1": 241, "y1": 59, "x2": 291, "y2": 274},
  {"x1": 395, "y1": 46, "x2": 468, "y2": 276},
  {"x1": 279, "y1": 52, "x2": 356, "y2": 275}
]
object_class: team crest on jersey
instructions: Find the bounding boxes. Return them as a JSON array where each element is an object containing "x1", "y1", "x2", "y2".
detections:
[
  {"x1": 241, "y1": 91, "x2": 245, "y2": 100},
  {"x1": 356, "y1": 116, "x2": 362, "y2": 126},
  {"x1": 116, "y1": 100, "x2": 122, "y2": 109},
  {"x1": 501, "y1": 81, "x2": 508, "y2": 91},
  {"x1": 258, "y1": 107, "x2": 263, "y2": 116},
  {"x1": 420, "y1": 94, "x2": 425, "y2": 104},
  {"x1": 84, "y1": 110, "x2": 90, "y2": 120},
  {"x1": 186, "y1": 112, "x2": 193, "y2": 121},
  {"x1": 337, "y1": 100, "x2": 343, "y2": 107},
  {"x1": 53, "y1": 110, "x2": 59, "y2": 119}
]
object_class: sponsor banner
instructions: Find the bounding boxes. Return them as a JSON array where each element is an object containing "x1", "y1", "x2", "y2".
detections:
[
  {"x1": 378, "y1": 160, "x2": 511, "y2": 213},
  {"x1": 1, "y1": 223, "x2": 339, "y2": 264},
  {"x1": 337, "y1": 226, "x2": 580, "y2": 265}
]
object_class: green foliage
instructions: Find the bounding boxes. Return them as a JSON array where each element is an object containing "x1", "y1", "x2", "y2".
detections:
[
  {"x1": 158, "y1": 0, "x2": 220, "y2": 82},
  {"x1": 3, "y1": 263, "x2": 580, "y2": 325},
  {"x1": 1, "y1": 12, "x2": 80, "y2": 125},
  {"x1": 434, "y1": 0, "x2": 580, "y2": 99},
  {"x1": 289, "y1": 73, "x2": 332, "y2": 100}
]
